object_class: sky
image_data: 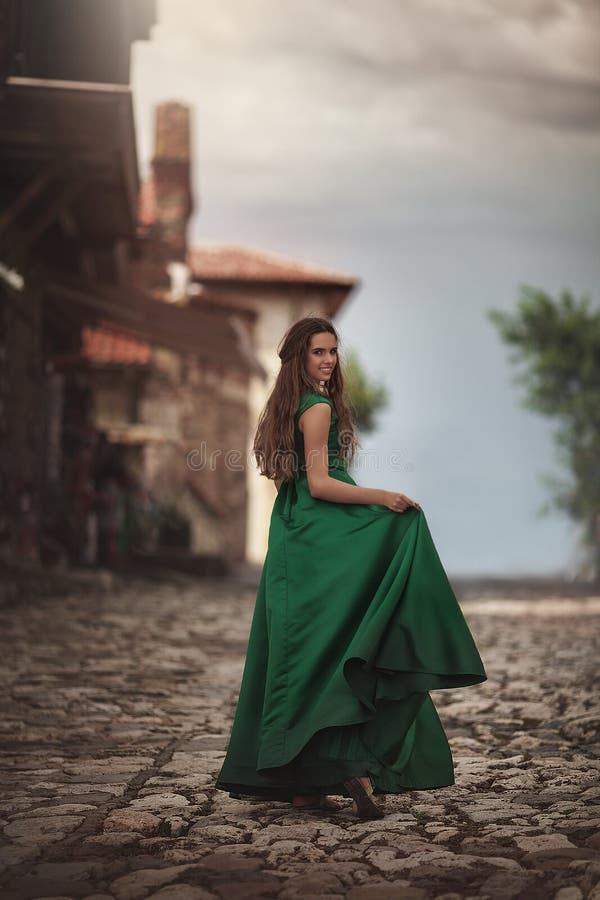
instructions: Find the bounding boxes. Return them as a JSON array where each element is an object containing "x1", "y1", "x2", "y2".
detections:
[{"x1": 131, "y1": 0, "x2": 600, "y2": 577}]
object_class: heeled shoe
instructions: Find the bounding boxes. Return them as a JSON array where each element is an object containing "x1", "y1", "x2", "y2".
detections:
[{"x1": 343, "y1": 776, "x2": 384, "y2": 820}]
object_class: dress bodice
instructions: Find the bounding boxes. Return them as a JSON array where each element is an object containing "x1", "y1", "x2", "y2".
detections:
[{"x1": 293, "y1": 391, "x2": 345, "y2": 476}]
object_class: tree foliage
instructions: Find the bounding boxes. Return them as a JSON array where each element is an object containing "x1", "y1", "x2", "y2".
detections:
[
  {"x1": 343, "y1": 348, "x2": 389, "y2": 434},
  {"x1": 488, "y1": 286, "x2": 600, "y2": 581}
]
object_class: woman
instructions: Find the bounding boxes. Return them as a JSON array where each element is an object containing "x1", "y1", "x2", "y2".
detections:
[{"x1": 214, "y1": 316, "x2": 487, "y2": 819}]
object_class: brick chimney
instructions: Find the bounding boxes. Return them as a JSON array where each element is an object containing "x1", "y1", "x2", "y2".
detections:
[
  {"x1": 152, "y1": 102, "x2": 193, "y2": 261},
  {"x1": 134, "y1": 101, "x2": 195, "y2": 298}
]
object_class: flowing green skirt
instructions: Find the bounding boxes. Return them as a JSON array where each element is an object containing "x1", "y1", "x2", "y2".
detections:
[{"x1": 215, "y1": 465, "x2": 487, "y2": 800}]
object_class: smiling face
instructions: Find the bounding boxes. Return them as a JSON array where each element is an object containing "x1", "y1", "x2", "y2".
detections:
[{"x1": 304, "y1": 331, "x2": 338, "y2": 388}]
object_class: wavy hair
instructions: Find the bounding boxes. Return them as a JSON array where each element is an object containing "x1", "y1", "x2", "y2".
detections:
[{"x1": 253, "y1": 316, "x2": 360, "y2": 483}]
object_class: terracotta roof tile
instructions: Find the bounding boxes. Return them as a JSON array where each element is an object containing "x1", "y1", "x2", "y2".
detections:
[
  {"x1": 82, "y1": 324, "x2": 152, "y2": 365},
  {"x1": 188, "y1": 243, "x2": 356, "y2": 287}
]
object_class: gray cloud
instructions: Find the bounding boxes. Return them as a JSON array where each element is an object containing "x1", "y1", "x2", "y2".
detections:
[
  {"x1": 132, "y1": 0, "x2": 600, "y2": 226},
  {"x1": 143, "y1": 0, "x2": 600, "y2": 139}
]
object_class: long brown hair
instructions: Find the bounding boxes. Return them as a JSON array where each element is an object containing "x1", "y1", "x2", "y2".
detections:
[{"x1": 253, "y1": 316, "x2": 359, "y2": 483}]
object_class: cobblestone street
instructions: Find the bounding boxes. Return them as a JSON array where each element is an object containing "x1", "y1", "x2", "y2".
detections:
[{"x1": 0, "y1": 575, "x2": 598, "y2": 900}]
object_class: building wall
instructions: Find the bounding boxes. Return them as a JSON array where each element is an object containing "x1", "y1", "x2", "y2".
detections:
[
  {"x1": 0, "y1": 267, "x2": 44, "y2": 562},
  {"x1": 91, "y1": 350, "x2": 250, "y2": 563}
]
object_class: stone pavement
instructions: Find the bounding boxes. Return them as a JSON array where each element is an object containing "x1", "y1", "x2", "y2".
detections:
[{"x1": 0, "y1": 575, "x2": 599, "y2": 900}]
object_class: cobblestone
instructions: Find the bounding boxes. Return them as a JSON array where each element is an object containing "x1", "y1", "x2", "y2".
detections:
[{"x1": 0, "y1": 577, "x2": 598, "y2": 899}]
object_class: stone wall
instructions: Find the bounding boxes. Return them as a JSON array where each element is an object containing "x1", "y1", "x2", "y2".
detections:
[{"x1": 91, "y1": 351, "x2": 250, "y2": 563}]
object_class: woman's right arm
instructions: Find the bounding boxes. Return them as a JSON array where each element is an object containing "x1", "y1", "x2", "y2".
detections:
[{"x1": 299, "y1": 404, "x2": 419, "y2": 511}]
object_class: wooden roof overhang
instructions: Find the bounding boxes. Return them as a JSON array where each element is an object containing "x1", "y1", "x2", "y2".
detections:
[
  {"x1": 192, "y1": 279, "x2": 353, "y2": 319},
  {"x1": 0, "y1": 76, "x2": 139, "y2": 249}
]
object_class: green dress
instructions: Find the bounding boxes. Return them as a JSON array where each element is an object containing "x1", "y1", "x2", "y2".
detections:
[{"x1": 215, "y1": 391, "x2": 487, "y2": 800}]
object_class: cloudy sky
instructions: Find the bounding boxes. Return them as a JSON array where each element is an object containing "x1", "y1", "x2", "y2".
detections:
[{"x1": 132, "y1": 0, "x2": 600, "y2": 577}]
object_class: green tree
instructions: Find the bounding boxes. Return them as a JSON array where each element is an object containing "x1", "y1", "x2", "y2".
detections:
[
  {"x1": 343, "y1": 348, "x2": 389, "y2": 433},
  {"x1": 488, "y1": 286, "x2": 600, "y2": 582}
]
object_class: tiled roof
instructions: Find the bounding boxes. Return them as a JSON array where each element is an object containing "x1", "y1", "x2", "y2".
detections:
[
  {"x1": 81, "y1": 324, "x2": 152, "y2": 365},
  {"x1": 188, "y1": 243, "x2": 357, "y2": 287}
]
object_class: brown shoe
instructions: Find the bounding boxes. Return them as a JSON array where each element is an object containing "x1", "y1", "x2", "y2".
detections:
[{"x1": 343, "y1": 776, "x2": 384, "y2": 820}]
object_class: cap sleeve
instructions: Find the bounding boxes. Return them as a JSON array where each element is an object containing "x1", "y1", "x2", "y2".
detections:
[{"x1": 295, "y1": 392, "x2": 336, "y2": 422}]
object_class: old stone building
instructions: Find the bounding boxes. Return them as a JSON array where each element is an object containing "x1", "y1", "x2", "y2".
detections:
[
  {"x1": 0, "y1": 2, "x2": 264, "y2": 571},
  {"x1": 86, "y1": 102, "x2": 266, "y2": 566},
  {"x1": 0, "y1": 0, "x2": 158, "y2": 566}
]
